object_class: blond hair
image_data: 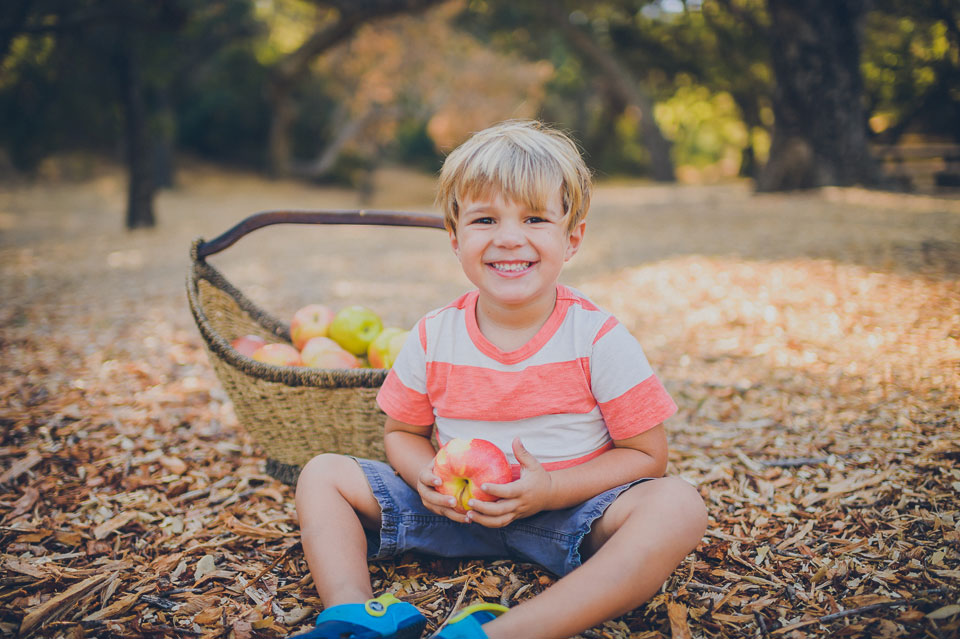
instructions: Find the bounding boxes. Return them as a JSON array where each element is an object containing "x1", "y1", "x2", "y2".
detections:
[{"x1": 437, "y1": 120, "x2": 592, "y2": 235}]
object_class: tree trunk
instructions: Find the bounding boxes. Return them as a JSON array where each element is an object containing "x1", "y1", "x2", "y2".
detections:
[
  {"x1": 267, "y1": 81, "x2": 297, "y2": 177},
  {"x1": 757, "y1": 0, "x2": 879, "y2": 191},
  {"x1": 119, "y1": 39, "x2": 156, "y2": 229},
  {"x1": 730, "y1": 90, "x2": 764, "y2": 179},
  {"x1": 152, "y1": 91, "x2": 176, "y2": 189},
  {"x1": 552, "y1": 11, "x2": 675, "y2": 182}
]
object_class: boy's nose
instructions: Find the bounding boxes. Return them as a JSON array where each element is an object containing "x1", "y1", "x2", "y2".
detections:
[{"x1": 493, "y1": 220, "x2": 525, "y2": 247}]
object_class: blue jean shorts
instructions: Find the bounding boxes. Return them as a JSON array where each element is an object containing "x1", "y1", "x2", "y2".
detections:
[{"x1": 354, "y1": 458, "x2": 652, "y2": 577}]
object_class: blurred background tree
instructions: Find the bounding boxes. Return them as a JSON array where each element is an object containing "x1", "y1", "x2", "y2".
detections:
[
  {"x1": 0, "y1": 0, "x2": 260, "y2": 227},
  {"x1": 1, "y1": 0, "x2": 957, "y2": 228},
  {"x1": 862, "y1": 0, "x2": 960, "y2": 144}
]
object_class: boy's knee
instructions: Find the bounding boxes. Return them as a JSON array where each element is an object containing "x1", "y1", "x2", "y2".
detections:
[
  {"x1": 667, "y1": 477, "x2": 708, "y2": 527},
  {"x1": 626, "y1": 477, "x2": 708, "y2": 536},
  {"x1": 295, "y1": 454, "x2": 380, "y2": 523},
  {"x1": 296, "y1": 453, "x2": 357, "y2": 498}
]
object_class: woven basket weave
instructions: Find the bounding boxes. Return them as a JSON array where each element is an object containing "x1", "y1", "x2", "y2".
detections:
[{"x1": 186, "y1": 210, "x2": 445, "y2": 485}]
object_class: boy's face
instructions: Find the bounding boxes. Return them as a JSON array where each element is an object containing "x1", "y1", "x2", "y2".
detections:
[{"x1": 449, "y1": 188, "x2": 585, "y2": 314}]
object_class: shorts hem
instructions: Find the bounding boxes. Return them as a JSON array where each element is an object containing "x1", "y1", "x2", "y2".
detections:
[
  {"x1": 354, "y1": 457, "x2": 400, "y2": 559},
  {"x1": 565, "y1": 477, "x2": 655, "y2": 574}
]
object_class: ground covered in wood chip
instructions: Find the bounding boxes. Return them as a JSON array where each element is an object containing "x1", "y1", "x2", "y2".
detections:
[{"x1": 1, "y1": 164, "x2": 959, "y2": 638}]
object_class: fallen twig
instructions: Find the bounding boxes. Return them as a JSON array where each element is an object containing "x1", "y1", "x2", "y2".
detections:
[{"x1": 251, "y1": 540, "x2": 302, "y2": 585}]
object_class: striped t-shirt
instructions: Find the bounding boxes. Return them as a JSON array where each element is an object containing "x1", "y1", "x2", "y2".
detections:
[{"x1": 376, "y1": 285, "x2": 677, "y2": 478}]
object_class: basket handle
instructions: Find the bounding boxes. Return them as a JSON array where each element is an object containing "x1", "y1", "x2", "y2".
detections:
[{"x1": 195, "y1": 209, "x2": 446, "y2": 259}]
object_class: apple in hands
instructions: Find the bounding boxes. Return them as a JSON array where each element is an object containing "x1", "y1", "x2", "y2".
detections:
[
  {"x1": 328, "y1": 306, "x2": 383, "y2": 356},
  {"x1": 301, "y1": 336, "x2": 360, "y2": 369},
  {"x1": 231, "y1": 334, "x2": 268, "y2": 358},
  {"x1": 367, "y1": 327, "x2": 409, "y2": 369},
  {"x1": 252, "y1": 343, "x2": 303, "y2": 366},
  {"x1": 290, "y1": 304, "x2": 336, "y2": 350},
  {"x1": 432, "y1": 438, "x2": 512, "y2": 514}
]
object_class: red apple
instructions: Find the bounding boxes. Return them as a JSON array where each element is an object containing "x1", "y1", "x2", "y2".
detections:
[
  {"x1": 231, "y1": 334, "x2": 268, "y2": 358},
  {"x1": 367, "y1": 327, "x2": 409, "y2": 369},
  {"x1": 252, "y1": 343, "x2": 303, "y2": 367},
  {"x1": 301, "y1": 336, "x2": 360, "y2": 369},
  {"x1": 290, "y1": 304, "x2": 336, "y2": 350},
  {"x1": 432, "y1": 438, "x2": 512, "y2": 513}
]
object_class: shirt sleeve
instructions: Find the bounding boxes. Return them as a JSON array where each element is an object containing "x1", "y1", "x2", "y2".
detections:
[
  {"x1": 376, "y1": 320, "x2": 435, "y2": 426},
  {"x1": 590, "y1": 318, "x2": 677, "y2": 440}
]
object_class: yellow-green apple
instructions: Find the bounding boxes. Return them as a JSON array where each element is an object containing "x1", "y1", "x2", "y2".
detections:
[
  {"x1": 432, "y1": 438, "x2": 512, "y2": 513},
  {"x1": 301, "y1": 336, "x2": 360, "y2": 369},
  {"x1": 231, "y1": 334, "x2": 267, "y2": 358},
  {"x1": 328, "y1": 306, "x2": 383, "y2": 356},
  {"x1": 252, "y1": 343, "x2": 303, "y2": 367},
  {"x1": 367, "y1": 327, "x2": 409, "y2": 369},
  {"x1": 290, "y1": 304, "x2": 336, "y2": 350}
]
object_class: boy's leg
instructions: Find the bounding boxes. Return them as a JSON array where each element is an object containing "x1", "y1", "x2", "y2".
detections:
[
  {"x1": 295, "y1": 453, "x2": 383, "y2": 606},
  {"x1": 480, "y1": 477, "x2": 708, "y2": 639}
]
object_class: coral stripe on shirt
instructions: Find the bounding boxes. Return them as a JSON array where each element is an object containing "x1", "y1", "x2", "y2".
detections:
[
  {"x1": 426, "y1": 359, "x2": 595, "y2": 421},
  {"x1": 378, "y1": 372, "x2": 434, "y2": 426},
  {"x1": 598, "y1": 375, "x2": 677, "y2": 440}
]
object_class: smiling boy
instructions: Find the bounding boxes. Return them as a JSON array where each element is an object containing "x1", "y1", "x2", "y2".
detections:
[{"x1": 294, "y1": 120, "x2": 708, "y2": 639}]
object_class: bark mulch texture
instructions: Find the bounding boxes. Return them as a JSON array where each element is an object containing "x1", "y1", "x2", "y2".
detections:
[{"x1": 1, "y1": 169, "x2": 959, "y2": 638}]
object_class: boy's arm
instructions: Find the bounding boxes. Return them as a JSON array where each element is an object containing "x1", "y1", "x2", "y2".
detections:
[
  {"x1": 545, "y1": 424, "x2": 668, "y2": 509},
  {"x1": 383, "y1": 416, "x2": 470, "y2": 523},
  {"x1": 465, "y1": 424, "x2": 667, "y2": 528}
]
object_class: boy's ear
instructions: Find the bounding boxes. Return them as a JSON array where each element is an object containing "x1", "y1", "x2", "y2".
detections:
[
  {"x1": 564, "y1": 220, "x2": 586, "y2": 261},
  {"x1": 449, "y1": 228, "x2": 460, "y2": 259}
]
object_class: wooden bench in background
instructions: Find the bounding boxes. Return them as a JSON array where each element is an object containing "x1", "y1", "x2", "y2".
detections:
[{"x1": 872, "y1": 142, "x2": 960, "y2": 192}]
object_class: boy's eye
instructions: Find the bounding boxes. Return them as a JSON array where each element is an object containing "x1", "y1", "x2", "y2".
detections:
[
  {"x1": 525, "y1": 216, "x2": 548, "y2": 224},
  {"x1": 469, "y1": 217, "x2": 494, "y2": 225}
]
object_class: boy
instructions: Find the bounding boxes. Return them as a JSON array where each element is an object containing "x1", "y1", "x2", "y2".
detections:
[{"x1": 295, "y1": 120, "x2": 708, "y2": 639}]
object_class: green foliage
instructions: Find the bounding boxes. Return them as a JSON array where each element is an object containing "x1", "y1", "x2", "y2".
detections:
[
  {"x1": 654, "y1": 79, "x2": 750, "y2": 169},
  {"x1": 862, "y1": 1, "x2": 960, "y2": 141}
]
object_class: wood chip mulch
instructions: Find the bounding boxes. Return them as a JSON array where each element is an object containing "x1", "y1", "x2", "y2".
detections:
[{"x1": 2, "y1": 192, "x2": 959, "y2": 638}]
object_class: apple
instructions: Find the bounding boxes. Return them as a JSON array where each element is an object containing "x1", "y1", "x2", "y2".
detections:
[
  {"x1": 290, "y1": 304, "x2": 336, "y2": 350},
  {"x1": 231, "y1": 334, "x2": 268, "y2": 358},
  {"x1": 252, "y1": 343, "x2": 303, "y2": 367},
  {"x1": 432, "y1": 438, "x2": 512, "y2": 513},
  {"x1": 328, "y1": 306, "x2": 383, "y2": 356},
  {"x1": 301, "y1": 336, "x2": 360, "y2": 369},
  {"x1": 367, "y1": 327, "x2": 409, "y2": 369}
]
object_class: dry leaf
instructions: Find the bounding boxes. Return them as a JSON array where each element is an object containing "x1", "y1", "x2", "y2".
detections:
[
  {"x1": 195, "y1": 554, "x2": 217, "y2": 582},
  {"x1": 5, "y1": 486, "x2": 40, "y2": 520},
  {"x1": 194, "y1": 606, "x2": 223, "y2": 624},
  {"x1": 667, "y1": 600, "x2": 692, "y2": 639},
  {"x1": 92, "y1": 511, "x2": 136, "y2": 540},
  {"x1": 926, "y1": 604, "x2": 960, "y2": 620},
  {"x1": 0, "y1": 451, "x2": 43, "y2": 483},
  {"x1": 159, "y1": 455, "x2": 188, "y2": 475}
]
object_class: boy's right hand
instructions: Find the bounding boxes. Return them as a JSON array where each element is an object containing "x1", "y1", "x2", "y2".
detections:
[{"x1": 417, "y1": 465, "x2": 471, "y2": 524}]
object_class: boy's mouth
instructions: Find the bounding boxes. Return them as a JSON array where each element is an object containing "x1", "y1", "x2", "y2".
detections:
[{"x1": 488, "y1": 261, "x2": 534, "y2": 273}]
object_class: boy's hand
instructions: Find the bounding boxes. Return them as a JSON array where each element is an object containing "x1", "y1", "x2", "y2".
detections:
[
  {"x1": 464, "y1": 438, "x2": 553, "y2": 528},
  {"x1": 416, "y1": 464, "x2": 471, "y2": 524}
]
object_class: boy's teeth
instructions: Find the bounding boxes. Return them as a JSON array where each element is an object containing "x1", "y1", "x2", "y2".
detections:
[{"x1": 491, "y1": 262, "x2": 531, "y2": 272}]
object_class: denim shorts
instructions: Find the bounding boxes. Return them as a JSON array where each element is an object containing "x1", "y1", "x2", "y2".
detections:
[{"x1": 354, "y1": 458, "x2": 652, "y2": 577}]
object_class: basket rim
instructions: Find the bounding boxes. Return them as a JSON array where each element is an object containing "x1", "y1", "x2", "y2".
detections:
[{"x1": 187, "y1": 239, "x2": 388, "y2": 389}]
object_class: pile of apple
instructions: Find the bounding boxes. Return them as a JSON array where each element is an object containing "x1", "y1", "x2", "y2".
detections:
[{"x1": 230, "y1": 304, "x2": 409, "y2": 370}]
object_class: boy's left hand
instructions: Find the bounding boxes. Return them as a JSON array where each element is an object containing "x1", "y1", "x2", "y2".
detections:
[{"x1": 464, "y1": 438, "x2": 552, "y2": 527}]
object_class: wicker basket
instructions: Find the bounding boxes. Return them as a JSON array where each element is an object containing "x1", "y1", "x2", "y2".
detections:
[{"x1": 187, "y1": 210, "x2": 445, "y2": 485}]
